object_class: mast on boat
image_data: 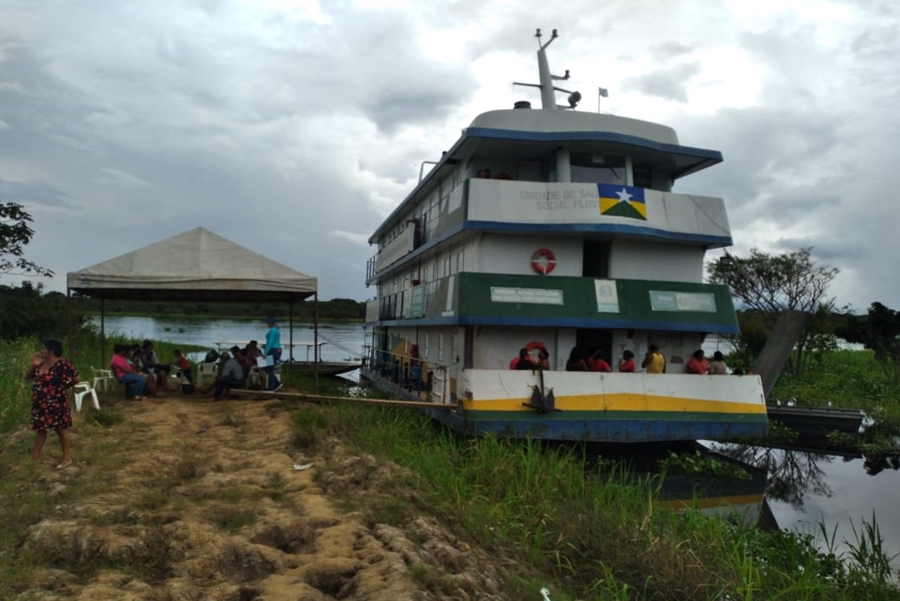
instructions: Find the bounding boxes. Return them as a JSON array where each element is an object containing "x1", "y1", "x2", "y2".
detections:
[{"x1": 513, "y1": 28, "x2": 582, "y2": 110}]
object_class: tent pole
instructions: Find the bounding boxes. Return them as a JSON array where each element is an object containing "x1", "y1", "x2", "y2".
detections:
[
  {"x1": 66, "y1": 288, "x2": 73, "y2": 359},
  {"x1": 101, "y1": 297, "x2": 106, "y2": 369},
  {"x1": 289, "y1": 298, "x2": 294, "y2": 362},
  {"x1": 314, "y1": 291, "x2": 319, "y2": 394}
]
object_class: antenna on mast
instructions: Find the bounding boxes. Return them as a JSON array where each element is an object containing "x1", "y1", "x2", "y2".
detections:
[{"x1": 513, "y1": 28, "x2": 581, "y2": 110}]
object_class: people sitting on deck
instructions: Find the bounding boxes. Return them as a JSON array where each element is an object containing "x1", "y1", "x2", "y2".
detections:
[
  {"x1": 141, "y1": 339, "x2": 171, "y2": 389},
  {"x1": 586, "y1": 348, "x2": 612, "y2": 373},
  {"x1": 708, "y1": 351, "x2": 729, "y2": 375},
  {"x1": 510, "y1": 348, "x2": 534, "y2": 370},
  {"x1": 172, "y1": 349, "x2": 193, "y2": 382},
  {"x1": 212, "y1": 351, "x2": 245, "y2": 400},
  {"x1": 110, "y1": 344, "x2": 147, "y2": 400},
  {"x1": 618, "y1": 350, "x2": 636, "y2": 373},
  {"x1": 642, "y1": 345, "x2": 666, "y2": 374},
  {"x1": 565, "y1": 347, "x2": 589, "y2": 372},
  {"x1": 686, "y1": 349, "x2": 709, "y2": 375}
]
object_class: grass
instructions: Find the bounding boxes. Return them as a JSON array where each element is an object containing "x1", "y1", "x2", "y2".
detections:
[
  {"x1": 2, "y1": 335, "x2": 899, "y2": 600},
  {"x1": 769, "y1": 348, "x2": 900, "y2": 460},
  {"x1": 288, "y1": 399, "x2": 900, "y2": 600},
  {"x1": 772, "y1": 349, "x2": 900, "y2": 419}
]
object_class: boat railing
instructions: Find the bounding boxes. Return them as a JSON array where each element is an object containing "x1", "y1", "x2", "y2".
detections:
[{"x1": 365, "y1": 347, "x2": 454, "y2": 403}]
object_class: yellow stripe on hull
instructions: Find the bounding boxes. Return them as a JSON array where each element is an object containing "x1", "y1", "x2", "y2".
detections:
[{"x1": 460, "y1": 393, "x2": 767, "y2": 415}]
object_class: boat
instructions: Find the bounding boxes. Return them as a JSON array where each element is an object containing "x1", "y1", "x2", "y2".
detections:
[
  {"x1": 280, "y1": 361, "x2": 362, "y2": 378},
  {"x1": 360, "y1": 28, "x2": 768, "y2": 443}
]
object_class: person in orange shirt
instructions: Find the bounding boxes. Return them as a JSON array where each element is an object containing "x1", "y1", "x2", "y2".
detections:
[
  {"x1": 618, "y1": 350, "x2": 636, "y2": 373},
  {"x1": 686, "y1": 349, "x2": 709, "y2": 374},
  {"x1": 587, "y1": 348, "x2": 612, "y2": 372}
]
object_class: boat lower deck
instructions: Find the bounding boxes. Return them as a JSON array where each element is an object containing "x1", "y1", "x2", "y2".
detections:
[{"x1": 361, "y1": 367, "x2": 769, "y2": 443}]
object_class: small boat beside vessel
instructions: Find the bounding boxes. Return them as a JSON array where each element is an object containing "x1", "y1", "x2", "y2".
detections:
[{"x1": 360, "y1": 29, "x2": 768, "y2": 443}]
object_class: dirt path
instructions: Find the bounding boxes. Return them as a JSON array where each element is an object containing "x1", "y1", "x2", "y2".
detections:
[{"x1": 21, "y1": 393, "x2": 506, "y2": 600}]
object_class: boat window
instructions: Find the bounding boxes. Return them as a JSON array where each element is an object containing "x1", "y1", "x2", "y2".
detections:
[
  {"x1": 633, "y1": 164, "x2": 652, "y2": 189},
  {"x1": 570, "y1": 153, "x2": 626, "y2": 185}
]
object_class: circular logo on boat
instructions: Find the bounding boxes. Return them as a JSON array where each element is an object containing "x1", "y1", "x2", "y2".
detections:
[{"x1": 531, "y1": 248, "x2": 556, "y2": 275}]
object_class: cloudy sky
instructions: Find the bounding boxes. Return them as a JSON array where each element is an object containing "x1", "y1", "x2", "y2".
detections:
[{"x1": 1, "y1": 0, "x2": 897, "y2": 310}]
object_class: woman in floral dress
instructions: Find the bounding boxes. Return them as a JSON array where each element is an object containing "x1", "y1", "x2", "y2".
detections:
[{"x1": 23, "y1": 338, "x2": 79, "y2": 468}]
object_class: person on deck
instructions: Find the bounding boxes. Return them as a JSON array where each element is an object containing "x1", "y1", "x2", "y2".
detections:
[
  {"x1": 565, "y1": 347, "x2": 589, "y2": 372},
  {"x1": 587, "y1": 348, "x2": 612, "y2": 373},
  {"x1": 708, "y1": 351, "x2": 729, "y2": 375},
  {"x1": 510, "y1": 348, "x2": 533, "y2": 370},
  {"x1": 686, "y1": 349, "x2": 709, "y2": 375},
  {"x1": 642, "y1": 345, "x2": 666, "y2": 374},
  {"x1": 536, "y1": 348, "x2": 551, "y2": 370},
  {"x1": 263, "y1": 316, "x2": 283, "y2": 391},
  {"x1": 618, "y1": 350, "x2": 636, "y2": 373}
]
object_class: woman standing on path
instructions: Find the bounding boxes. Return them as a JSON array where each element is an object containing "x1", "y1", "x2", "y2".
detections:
[{"x1": 23, "y1": 338, "x2": 79, "y2": 469}]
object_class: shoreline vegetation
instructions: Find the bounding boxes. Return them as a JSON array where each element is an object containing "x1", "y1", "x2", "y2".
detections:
[
  {"x1": 2, "y1": 328, "x2": 899, "y2": 598},
  {"x1": 74, "y1": 297, "x2": 368, "y2": 322}
]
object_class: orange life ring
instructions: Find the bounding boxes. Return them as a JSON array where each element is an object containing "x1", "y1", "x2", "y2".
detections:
[
  {"x1": 525, "y1": 341, "x2": 547, "y2": 354},
  {"x1": 531, "y1": 248, "x2": 556, "y2": 274}
]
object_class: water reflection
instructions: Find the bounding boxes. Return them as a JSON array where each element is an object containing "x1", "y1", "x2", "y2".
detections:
[
  {"x1": 710, "y1": 444, "x2": 835, "y2": 509},
  {"x1": 707, "y1": 441, "x2": 900, "y2": 563}
]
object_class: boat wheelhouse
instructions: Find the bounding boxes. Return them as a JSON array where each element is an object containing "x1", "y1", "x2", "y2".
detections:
[{"x1": 361, "y1": 29, "x2": 767, "y2": 443}]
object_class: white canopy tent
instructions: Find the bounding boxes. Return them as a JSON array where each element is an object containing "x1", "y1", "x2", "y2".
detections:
[
  {"x1": 67, "y1": 227, "x2": 316, "y2": 302},
  {"x1": 66, "y1": 227, "x2": 321, "y2": 386}
]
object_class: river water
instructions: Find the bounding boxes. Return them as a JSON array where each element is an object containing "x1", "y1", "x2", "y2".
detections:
[{"x1": 90, "y1": 316, "x2": 900, "y2": 567}]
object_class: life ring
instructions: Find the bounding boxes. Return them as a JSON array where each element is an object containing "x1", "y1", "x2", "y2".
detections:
[
  {"x1": 525, "y1": 341, "x2": 547, "y2": 354},
  {"x1": 531, "y1": 248, "x2": 556, "y2": 275}
]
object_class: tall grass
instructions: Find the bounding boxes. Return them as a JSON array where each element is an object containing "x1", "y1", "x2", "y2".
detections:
[
  {"x1": 772, "y1": 349, "x2": 900, "y2": 419},
  {"x1": 290, "y1": 401, "x2": 900, "y2": 600}
]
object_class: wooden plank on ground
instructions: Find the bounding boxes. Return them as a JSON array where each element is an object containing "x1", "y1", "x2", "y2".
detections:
[{"x1": 226, "y1": 388, "x2": 457, "y2": 410}]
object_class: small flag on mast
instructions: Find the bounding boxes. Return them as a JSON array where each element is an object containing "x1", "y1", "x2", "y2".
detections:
[{"x1": 598, "y1": 87, "x2": 609, "y2": 97}]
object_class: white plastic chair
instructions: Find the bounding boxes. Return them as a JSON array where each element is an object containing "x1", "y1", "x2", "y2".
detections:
[
  {"x1": 91, "y1": 367, "x2": 116, "y2": 392},
  {"x1": 73, "y1": 381, "x2": 100, "y2": 412},
  {"x1": 246, "y1": 367, "x2": 265, "y2": 390},
  {"x1": 196, "y1": 362, "x2": 218, "y2": 388}
]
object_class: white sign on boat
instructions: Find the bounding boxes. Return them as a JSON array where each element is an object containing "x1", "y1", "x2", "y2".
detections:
[{"x1": 490, "y1": 287, "x2": 564, "y2": 305}]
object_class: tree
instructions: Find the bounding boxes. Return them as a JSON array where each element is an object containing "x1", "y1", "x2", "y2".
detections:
[
  {"x1": 708, "y1": 247, "x2": 839, "y2": 376},
  {"x1": 0, "y1": 201, "x2": 53, "y2": 277},
  {"x1": 838, "y1": 302, "x2": 900, "y2": 384}
]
